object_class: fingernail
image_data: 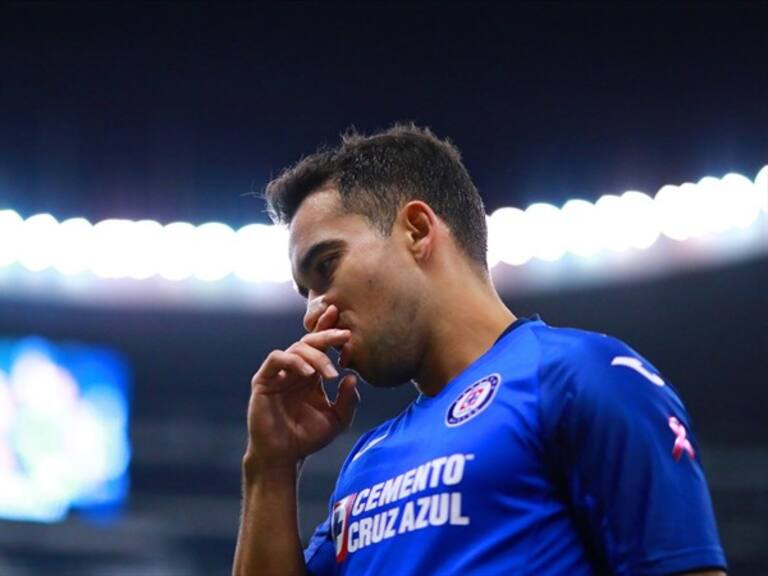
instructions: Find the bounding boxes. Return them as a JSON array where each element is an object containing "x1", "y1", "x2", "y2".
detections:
[{"x1": 302, "y1": 365, "x2": 316, "y2": 376}]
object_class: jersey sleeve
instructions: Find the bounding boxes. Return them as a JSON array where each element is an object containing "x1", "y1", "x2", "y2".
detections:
[
  {"x1": 303, "y1": 515, "x2": 336, "y2": 576},
  {"x1": 538, "y1": 332, "x2": 727, "y2": 575}
]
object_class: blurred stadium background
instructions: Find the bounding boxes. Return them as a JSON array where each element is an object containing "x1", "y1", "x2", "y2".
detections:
[{"x1": 0, "y1": 2, "x2": 766, "y2": 575}]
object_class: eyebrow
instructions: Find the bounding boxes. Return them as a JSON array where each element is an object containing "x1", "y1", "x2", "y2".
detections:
[{"x1": 294, "y1": 239, "x2": 345, "y2": 298}]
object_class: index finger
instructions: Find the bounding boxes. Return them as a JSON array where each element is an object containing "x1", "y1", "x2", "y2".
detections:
[
  {"x1": 314, "y1": 304, "x2": 339, "y2": 333},
  {"x1": 300, "y1": 328, "x2": 351, "y2": 351}
]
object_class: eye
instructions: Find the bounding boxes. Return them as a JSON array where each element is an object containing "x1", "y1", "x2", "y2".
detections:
[{"x1": 316, "y1": 254, "x2": 338, "y2": 279}]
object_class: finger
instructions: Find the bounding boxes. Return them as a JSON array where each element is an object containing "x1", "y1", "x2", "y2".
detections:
[
  {"x1": 287, "y1": 341, "x2": 339, "y2": 379},
  {"x1": 256, "y1": 349, "x2": 316, "y2": 381},
  {"x1": 332, "y1": 373, "x2": 360, "y2": 430},
  {"x1": 300, "y1": 328, "x2": 351, "y2": 352},
  {"x1": 303, "y1": 296, "x2": 328, "y2": 332},
  {"x1": 314, "y1": 304, "x2": 339, "y2": 333}
]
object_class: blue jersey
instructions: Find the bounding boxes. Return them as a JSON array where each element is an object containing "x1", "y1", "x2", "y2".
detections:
[{"x1": 304, "y1": 316, "x2": 726, "y2": 575}]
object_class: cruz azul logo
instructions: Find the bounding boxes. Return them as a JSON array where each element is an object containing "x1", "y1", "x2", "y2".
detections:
[
  {"x1": 445, "y1": 373, "x2": 501, "y2": 427},
  {"x1": 332, "y1": 453, "x2": 473, "y2": 563}
]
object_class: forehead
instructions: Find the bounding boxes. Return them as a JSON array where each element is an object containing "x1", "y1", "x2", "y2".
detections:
[
  {"x1": 288, "y1": 187, "x2": 372, "y2": 264},
  {"x1": 288, "y1": 187, "x2": 343, "y2": 255}
]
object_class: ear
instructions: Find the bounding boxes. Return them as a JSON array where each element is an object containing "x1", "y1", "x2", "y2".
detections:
[{"x1": 399, "y1": 201, "x2": 437, "y2": 264}]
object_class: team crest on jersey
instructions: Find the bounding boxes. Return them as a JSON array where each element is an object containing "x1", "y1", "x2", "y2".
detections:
[
  {"x1": 332, "y1": 492, "x2": 356, "y2": 562},
  {"x1": 445, "y1": 373, "x2": 501, "y2": 427}
]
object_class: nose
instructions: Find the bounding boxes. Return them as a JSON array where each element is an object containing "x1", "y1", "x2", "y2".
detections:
[{"x1": 303, "y1": 295, "x2": 328, "y2": 332}]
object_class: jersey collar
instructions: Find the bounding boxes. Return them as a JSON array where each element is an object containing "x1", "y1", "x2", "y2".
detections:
[{"x1": 494, "y1": 313, "x2": 542, "y2": 345}]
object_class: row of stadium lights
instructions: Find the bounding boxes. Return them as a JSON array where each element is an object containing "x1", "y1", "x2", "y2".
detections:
[
  {"x1": 0, "y1": 167, "x2": 766, "y2": 283},
  {"x1": 487, "y1": 168, "x2": 767, "y2": 267}
]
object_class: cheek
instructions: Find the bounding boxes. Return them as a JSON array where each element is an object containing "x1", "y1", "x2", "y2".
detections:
[
  {"x1": 329, "y1": 260, "x2": 379, "y2": 320},
  {"x1": 342, "y1": 248, "x2": 388, "y2": 296},
  {"x1": 374, "y1": 274, "x2": 420, "y2": 331},
  {"x1": 337, "y1": 243, "x2": 411, "y2": 319}
]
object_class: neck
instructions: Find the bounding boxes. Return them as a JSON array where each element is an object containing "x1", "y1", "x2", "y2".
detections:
[{"x1": 414, "y1": 273, "x2": 515, "y2": 397}]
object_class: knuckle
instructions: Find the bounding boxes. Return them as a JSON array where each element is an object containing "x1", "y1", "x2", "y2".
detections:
[
  {"x1": 290, "y1": 342, "x2": 309, "y2": 356},
  {"x1": 267, "y1": 348, "x2": 283, "y2": 359},
  {"x1": 299, "y1": 333, "x2": 317, "y2": 345}
]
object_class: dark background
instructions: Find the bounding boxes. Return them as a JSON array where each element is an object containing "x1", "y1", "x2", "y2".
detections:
[{"x1": 0, "y1": 2, "x2": 766, "y2": 574}]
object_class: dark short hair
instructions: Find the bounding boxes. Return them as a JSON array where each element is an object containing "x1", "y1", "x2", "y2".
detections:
[{"x1": 264, "y1": 124, "x2": 488, "y2": 272}]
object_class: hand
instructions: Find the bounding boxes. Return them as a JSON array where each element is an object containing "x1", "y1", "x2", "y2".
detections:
[{"x1": 245, "y1": 303, "x2": 360, "y2": 472}]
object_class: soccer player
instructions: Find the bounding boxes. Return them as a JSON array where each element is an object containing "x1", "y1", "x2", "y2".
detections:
[{"x1": 232, "y1": 125, "x2": 727, "y2": 575}]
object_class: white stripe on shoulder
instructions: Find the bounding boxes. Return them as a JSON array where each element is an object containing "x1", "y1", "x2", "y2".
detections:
[
  {"x1": 611, "y1": 355, "x2": 665, "y2": 387},
  {"x1": 351, "y1": 433, "x2": 389, "y2": 462}
]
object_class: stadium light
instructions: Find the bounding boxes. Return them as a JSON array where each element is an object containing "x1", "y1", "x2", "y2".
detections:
[
  {"x1": 525, "y1": 203, "x2": 566, "y2": 262},
  {"x1": 53, "y1": 218, "x2": 93, "y2": 276},
  {"x1": 157, "y1": 222, "x2": 197, "y2": 281},
  {"x1": 560, "y1": 199, "x2": 601, "y2": 258},
  {"x1": 0, "y1": 166, "x2": 765, "y2": 301},
  {"x1": 620, "y1": 191, "x2": 659, "y2": 250},
  {"x1": 18, "y1": 213, "x2": 59, "y2": 272},
  {"x1": 193, "y1": 222, "x2": 236, "y2": 282},
  {"x1": 487, "y1": 207, "x2": 531, "y2": 267},
  {"x1": 126, "y1": 220, "x2": 164, "y2": 280},
  {"x1": 485, "y1": 165, "x2": 766, "y2": 266}
]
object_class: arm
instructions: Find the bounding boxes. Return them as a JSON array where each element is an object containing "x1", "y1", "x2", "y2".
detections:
[
  {"x1": 232, "y1": 305, "x2": 359, "y2": 576},
  {"x1": 233, "y1": 462, "x2": 305, "y2": 576}
]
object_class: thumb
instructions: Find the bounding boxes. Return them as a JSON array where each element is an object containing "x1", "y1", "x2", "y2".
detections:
[{"x1": 333, "y1": 373, "x2": 360, "y2": 430}]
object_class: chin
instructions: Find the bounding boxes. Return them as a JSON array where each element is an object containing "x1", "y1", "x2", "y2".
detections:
[
  {"x1": 352, "y1": 341, "x2": 418, "y2": 389},
  {"x1": 356, "y1": 366, "x2": 412, "y2": 389}
]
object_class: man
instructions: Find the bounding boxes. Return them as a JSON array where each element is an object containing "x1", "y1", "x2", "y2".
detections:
[{"x1": 233, "y1": 125, "x2": 727, "y2": 575}]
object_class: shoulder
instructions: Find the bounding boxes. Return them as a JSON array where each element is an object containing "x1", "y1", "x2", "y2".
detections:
[
  {"x1": 529, "y1": 322, "x2": 649, "y2": 398},
  {"x1": 530, "y1": 322, "x2": 665, "y2": 388},
  {"x1": 529, "y1": 322, "x2": 637, "y2": 369},
  {"x1": 528, "y1": 323, "x2": 676, "y2": 437}
]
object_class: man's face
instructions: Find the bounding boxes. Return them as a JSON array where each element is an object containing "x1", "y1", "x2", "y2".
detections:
[{"x1": 289, "y1": 187, "x2": 426, "y2": 388}]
